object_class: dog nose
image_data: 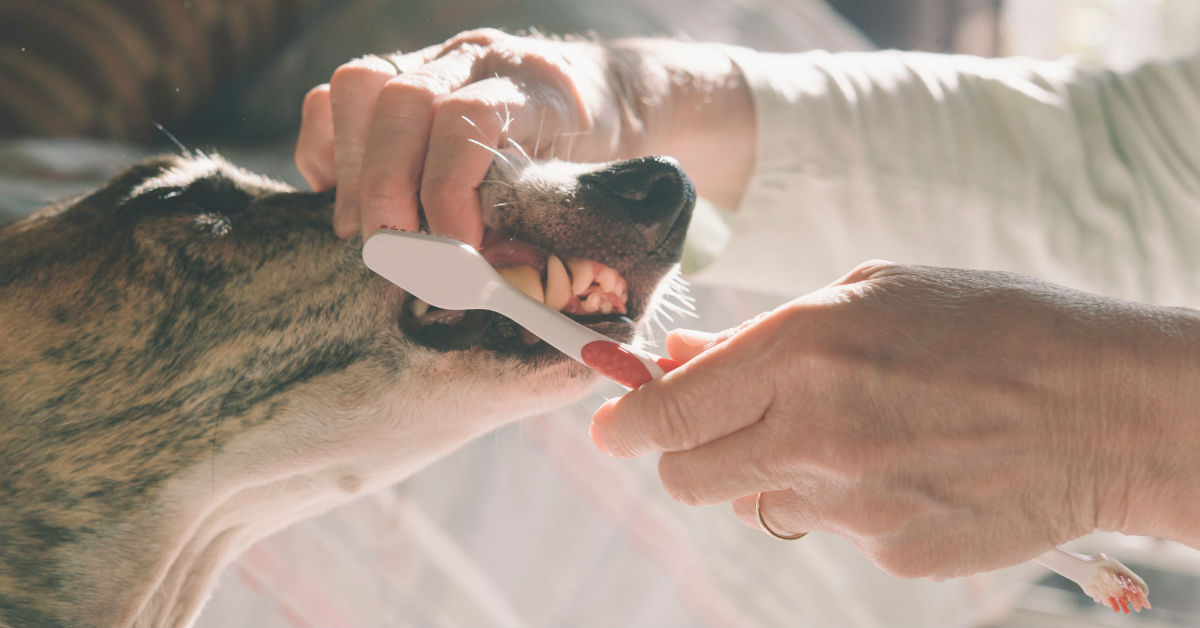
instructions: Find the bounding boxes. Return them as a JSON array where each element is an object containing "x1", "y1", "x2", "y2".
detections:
[{"x1": 579, "y1": 156, "x2": 694, "y2": 229}]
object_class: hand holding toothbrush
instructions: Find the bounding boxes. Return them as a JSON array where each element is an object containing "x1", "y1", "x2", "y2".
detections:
[{"x1": 592, "y1": 261, "x2": 1200, "y2": 608}]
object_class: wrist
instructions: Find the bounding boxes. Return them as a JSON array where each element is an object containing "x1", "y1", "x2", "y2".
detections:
[
  {"x1": 603, "y1": 39, "x2": 756, "y2": 208},
  {"x1": 1093, "y1": 302, "x2": 1200, "y2": 546}
]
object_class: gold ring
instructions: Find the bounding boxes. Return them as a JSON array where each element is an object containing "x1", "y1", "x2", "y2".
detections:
[
  {"x1": 369, "y1": 53, "x2": 404, "y2": 75},
  {"x1": 755, "y1": 491, "x2": 807, "y2": 541}
]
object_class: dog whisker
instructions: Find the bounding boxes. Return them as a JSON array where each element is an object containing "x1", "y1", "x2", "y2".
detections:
[
  {"x1": 153, "y1": 122, "x2": 195, "y2": 158},
  {"x1": 467, "y1": 139, "x2": 513, "y2": 170},
  {"x1": 461, "y1": 114, "x2": 489, "y2": 142},
  {"x1": 481, "y1": 178, "x2": 517, "y2": 190},
  {"x1": 507, "y1": 138, "x2": 533, "y2": 166},
  {"x1": 662, "y1": 302, "x2": 698, "y2": 320},
  {"x1": 534, "y1": 110, "x2": 546, "y2": 158}
]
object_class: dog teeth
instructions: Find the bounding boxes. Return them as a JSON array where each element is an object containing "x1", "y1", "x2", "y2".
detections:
[
  {"x1": 544, "y1": 254, "x2": 572, "y2": 311},
  {"x1": 489, "y1": 253, "x2": 629, "y2": 317},
  {"x1": 497, "y1": 265, "x2": 544, "y2": 303},
  {"x1": 582, "y1": 292, "x2": 603, "y2": 313},
  {"x1": 409, "y1": 297, "x2": 430, "y2": 318},
  {"x1": 597, "y1": 266, "x2": 619, "y2": 293},
  {"x1": 568, "y1": 258, "x2": 594, "y2": 295}
]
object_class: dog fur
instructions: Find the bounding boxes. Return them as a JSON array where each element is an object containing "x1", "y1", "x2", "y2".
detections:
[{"x1": 0, "y1": 153, "x2": 694, "y2": 627}]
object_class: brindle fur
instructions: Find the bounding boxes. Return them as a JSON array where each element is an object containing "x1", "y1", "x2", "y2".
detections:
[{"x1": 0, "y1": 153, "x2": 693, "y2": 627}]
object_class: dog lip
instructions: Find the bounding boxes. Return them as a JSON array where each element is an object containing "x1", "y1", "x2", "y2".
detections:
[
  {"x1": 478, "y1": 228, "x2": 545, "y2": 268},
  {"x1": 399, "y1": 291, "x2": 636, "y2": 356}
]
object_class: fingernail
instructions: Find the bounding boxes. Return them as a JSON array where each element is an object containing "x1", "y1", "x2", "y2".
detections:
[
  {"x1": 590, "y1": 401, "x2": 618, "y2": 456},
  {"x1": 669, "y1": 328, "x2": 718, "y2": 350}
]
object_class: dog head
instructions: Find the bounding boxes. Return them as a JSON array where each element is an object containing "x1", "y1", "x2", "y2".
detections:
[{"x1": 0, "y1": 152, "x2": 694, "y2": 626}]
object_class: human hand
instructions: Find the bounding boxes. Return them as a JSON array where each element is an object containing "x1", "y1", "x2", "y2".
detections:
[
  {"x1": 590, "y1": 261, "x2": 1198, "y2": 578},
  {"x1": 295, "y1": 31, "x2": 757, "y2": 243},
  {"x1": 294, "y1": 29, "x2": 635, "y2": 245}
]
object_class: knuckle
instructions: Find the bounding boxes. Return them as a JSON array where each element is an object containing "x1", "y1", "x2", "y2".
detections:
[
  {"x1": 293, "y1": 143, "x2": 311, "y2": 170},
  {"x1": 301, "y1": 84, "x2": 330, "y2": 113},
  {"x1": 448, "y1": 27, "x2": 507, "y2": 49},
  {"x1": 844, "y1": 259, "x2": 905, "y2": 284},
  {"x1": 379, "y1": 76, "x2": 442, "y2": 105},
  {"x1": 330, "y1": 58, "x2": 391, "y2": 87},
  {"x1": 645, "y1": 395, "x2": 700, "y2": 451}
]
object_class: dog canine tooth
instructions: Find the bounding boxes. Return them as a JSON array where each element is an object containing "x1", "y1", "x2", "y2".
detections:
[
  {"x1": 409, "y1": 297, "x2": 430, "y2": 318},
  {"x1": 583, "y1": 291, "x2": 602, "y2": 313},
  {"x1": 568, "y1": 258, "x2": 594, "y2": 295},
  {"x1": 544, "y1": 254, "x2": 571, "y2": 312},
  {"x1": 497, "y1": 265, "x2": 544, "y2": 303}
]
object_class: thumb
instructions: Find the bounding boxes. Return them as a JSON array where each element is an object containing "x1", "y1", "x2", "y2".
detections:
[{"x1": 665, "y1": 328, "x2": 731, "y2": 363}]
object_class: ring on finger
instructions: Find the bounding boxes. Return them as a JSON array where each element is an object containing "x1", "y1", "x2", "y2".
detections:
[
  {"x1": 368, "y1": 53, "x2": 404, "y2": 75},
  {"x1": 755, "y1": 491, "x2": 807, "y2": 541}
]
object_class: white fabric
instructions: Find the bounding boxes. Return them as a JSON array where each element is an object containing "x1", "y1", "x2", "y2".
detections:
[{"x1": 698, "y1": 47, "x2": 1200, "y2": 306}]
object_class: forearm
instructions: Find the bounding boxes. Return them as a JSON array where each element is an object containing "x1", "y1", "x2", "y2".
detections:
[{"x1": 1104, "y1": 301, "x2": 1200, "y2": 547}]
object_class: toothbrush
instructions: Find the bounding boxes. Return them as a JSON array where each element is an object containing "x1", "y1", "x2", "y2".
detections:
[
  {"x1": 1034, "y1": 547, "x2": 1150, "y2": 613},
  {"x1": 363, "y1": 230, "x2": 1152, "y2": 612},
  {"x1": 361, "y1": 229, "x2": 680, "y2": 388}
]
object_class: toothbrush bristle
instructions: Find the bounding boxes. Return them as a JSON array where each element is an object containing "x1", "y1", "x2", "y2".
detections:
[
  {"x1": 1118, "y1": 573, "x2": 1150, "y2": 612},
  {"x1": 1100, "y1": 572, "x2": 1150, "y2": 614}
]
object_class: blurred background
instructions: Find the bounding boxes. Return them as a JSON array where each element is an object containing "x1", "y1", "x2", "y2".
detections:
[{"x1": 2, "y1": 1, "x2": 1199, "y2": 626}]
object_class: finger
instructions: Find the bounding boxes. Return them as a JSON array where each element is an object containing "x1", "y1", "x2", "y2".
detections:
[
  {"x1": 357, "y1": 50, "x2": 481, "y2": 240},
  {"x1": 382, "y1": 41, "x2": 447, "y2": 74},
  {"x1": 590, "y1": 328, "x2": 772, "y2": 458},
  {"x1": 731, "y1": 489, "x2": 813, "y2": 538},
  {"x1": 665, "y1": 328, "x2": 729, "y2": 364},
  {"x1": 830, "y1": 259, "x2": 902, "y2": 287},
  {"x1": 419, "y1": 76, "x2": 535, "y2": 247},
  {"x1": 657, "y1": 419, "x2": 787, "y2": 506},
  {"x1": 295, "y1": 84, "x2": 335, "y2": 191},
  {"x1": 329, "y1": 55, "x2": 398, "y2": 239}
]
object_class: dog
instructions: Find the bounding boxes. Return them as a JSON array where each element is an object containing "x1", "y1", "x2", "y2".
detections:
[{"x1": 0, "y1": 151, "x2": 695, "y2": 627}]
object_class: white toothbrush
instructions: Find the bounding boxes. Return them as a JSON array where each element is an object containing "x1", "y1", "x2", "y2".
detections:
[
  {"x1": 362, "y1": 229, "x2": 680, "y2": 388},
  {"x1": 1034, "y1": 546, "x2": 1150, "y2": 613}
]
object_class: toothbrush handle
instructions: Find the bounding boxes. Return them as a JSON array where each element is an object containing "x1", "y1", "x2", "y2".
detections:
[
  {"x1": 581, "y1": 340, "x2": 682, "y2": 388},
  {"x1": 485, "y1": 288, "x2": 681, "y2": 388}
]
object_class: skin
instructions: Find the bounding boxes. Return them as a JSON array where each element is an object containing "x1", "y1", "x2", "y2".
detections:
[
  {"x1": 591, "y1": 261, "x2": 1200, "y2": 578},
  {"x1": 294, "y1": 29, "x2": 754, "y2": 244},
  {"x1": 296, "y1": 30, "x2": 1200, "y2": 579}
]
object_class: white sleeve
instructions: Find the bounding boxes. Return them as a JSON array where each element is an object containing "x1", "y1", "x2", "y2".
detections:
[{"x1": 690, "y1": 47, "x2": 1200, "y2": 307}]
